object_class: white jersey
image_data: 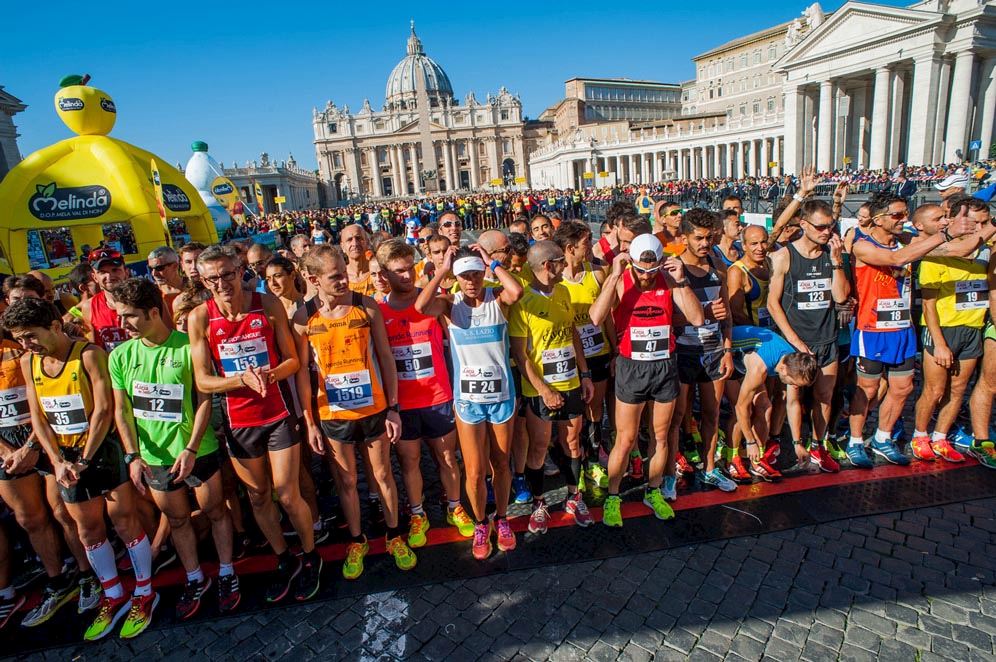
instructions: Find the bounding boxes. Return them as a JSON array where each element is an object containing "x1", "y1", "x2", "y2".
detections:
[{"x1": 447, "y1": 289, "x2": 514, "y2": 404}]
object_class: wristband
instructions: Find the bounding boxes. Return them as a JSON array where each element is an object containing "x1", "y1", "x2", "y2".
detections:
[
  {"x1": 832, "y1": 264, "x2": 844, "y2": 270},
  {"x1": 77, "y1": 457, "x2": 91, "y2": 468},
  {"x1": 387, "y1": 403, "x2": 400, "y2": 413},
  {"x1": 792, "y1": 193, "x2": 805, "y2": 203},
  {"x1": 745, "y1": 441, "x2": 758, "y2": 447},
  {"x1": 942, "y1": 229, "x2": 954, "y2": 242},
  {"x1": 580, "y1": 370, "x2": 592, "y2": 379},
  {"x1": 183, "y1": 447, "x2": 198, "y2": 455},
  {"x1": 124, "y1": 452, "x2": 142, "y2": 466},
  {"x1": 490, "y1": 260, "x2": 503, "y2": 273}
]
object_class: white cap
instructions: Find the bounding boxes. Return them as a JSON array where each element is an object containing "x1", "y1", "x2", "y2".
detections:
[
  {"x1": 629, "y1": 233, "x2": 664, "y2": 262},
  {"x1": 935, "y1": 171, "x2": 970, "y2": 191},
  {"x1": 453, "y1": 256, "x2": 486, "y2": 275}
]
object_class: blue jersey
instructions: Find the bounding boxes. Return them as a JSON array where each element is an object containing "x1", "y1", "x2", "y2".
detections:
[{"x1": 732, "y1": 325, "x2": 794, "y2": 376}]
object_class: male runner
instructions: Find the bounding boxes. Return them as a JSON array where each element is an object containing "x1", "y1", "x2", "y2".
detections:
[
  {"x1": 188, "y1": 245, "x2": 320, "y2": 602},
  {"x1": 439, "y1": 210, "x2": 464, "y2": 247},
  {"x1": 967, "y1": 243, "x2": 996, "y2": 468},
  {"x1": 147, "y1": 246, "x2": 184, "y2": 319},
  {"x1": 341, "y1": 224, "x2": 375, "y2": 296},
  {"x1": 110, "y1": 278, "x2": 241, "y2": 619},
  {"x1": 75, "y1": 248, "x2": 131, "y2": 351},
  {"x1": 294, "y1": 245, "x2": 416, "y2": 579},
  {"x1": 5, "y1": 298, "x2": 156, "y2": 641},
  {"x1": 589, "y1": 232, "x2": 704, "y2": 525},
  {"x1": 592, "y1": 201, "x2": 629, "y2": 264}
]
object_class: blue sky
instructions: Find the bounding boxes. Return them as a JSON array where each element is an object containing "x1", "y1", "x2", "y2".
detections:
[{"x1": 6, "y1": 0, "x2": 906, "y2": 171}]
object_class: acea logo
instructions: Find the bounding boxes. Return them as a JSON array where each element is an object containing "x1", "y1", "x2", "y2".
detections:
[
  {"x1": 29, "y1": 182, "x2": 111, "y2": 221},
  {"x1": 57, "y1": 97, "x2": 84, "y2": 112},
  {"x1": 161, "y1": 184, "x2": 191, "y2": 212}
]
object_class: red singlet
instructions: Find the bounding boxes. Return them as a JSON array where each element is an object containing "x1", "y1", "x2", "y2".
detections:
[
  {"x1": 379, "y1": 299, "x2": 451, "y2": 411},
  {"x1": 613, "y1": 269, "x2": 674, "y2": 361},
  {"x1": 89, "y1": 291, "x2": 128, "y2": 352}
]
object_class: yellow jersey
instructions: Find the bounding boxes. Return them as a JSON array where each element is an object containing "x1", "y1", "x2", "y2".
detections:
[
  {"x1": 31, "y1": 341, "x2": 93, "y2": 449},
  {"x1": 508, "y1": 284, "x2": 580, "y2": 397},
  {"x1": 560, "y1": 263, "x2": 609, "y2": 359},
  {"x1": 918, "y1": 255, "x2": 989, "y2": 328}
]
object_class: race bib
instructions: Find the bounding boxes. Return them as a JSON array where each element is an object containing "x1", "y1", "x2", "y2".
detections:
[
  {"x1": 540, "y1": 346, "x2": 577, "y2": 384},
  {"x1": 954, "y1": 279, "x2": 988, "y2": 311},
  {"x1": 458, "y1": 365, "x2": 506, "y2": 403},
  {"x1": 98, "y1": 327, "x2": 128, "y2": 352},
  {"x1": 218, "y1": 337, "x2": 271, "y2": 376},
  {"x1": 392, "y1": 342, "x2": 434, "y2": 381},
  {"x1": 326, "y1": 370, "x2": 374, "y2": 411},
  {"x1": 0, "y1": 386, "x2": 30, "y2": 427},
  {"x1": 875, "y1": 298, "x2": 911, "y2": 329},
  {"x1": 678, "y1": 322, "x2": 720, "y2": 347},
  {"x1": 796, "y1": 278, "x2": 831, "y2": 310},
  {"x1": 577, "y1": 323, "x2": 605, "y2": 358},
  {"x1": 40, "y1": 394, "x2": 88, "y2": 435},
  {"x1": 630, "y1": 326, "x2": 670, "y2": 361},
  {"x1": 132, "y1": 381, "x2": 184, "y2": 423}
]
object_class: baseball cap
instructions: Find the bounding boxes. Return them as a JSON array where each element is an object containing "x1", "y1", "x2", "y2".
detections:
[
  {"x1": 628, "y1": 233, "x2": 664, "y2": 263},
  {"x1": 935, "y1": 171, "x2": 970, "y2": 191},
  {"x1": 89, "y1": 248, "x2": 124, "y2": 269}
]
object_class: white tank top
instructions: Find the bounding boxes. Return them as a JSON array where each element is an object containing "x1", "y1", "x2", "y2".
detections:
[{"x1": 447, "y1": 289, "x2": 514, "y2": 404}]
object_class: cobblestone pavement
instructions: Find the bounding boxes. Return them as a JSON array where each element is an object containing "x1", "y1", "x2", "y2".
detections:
[{"x1": 34, "y1": 496, "x2": 996, "y2": 662}]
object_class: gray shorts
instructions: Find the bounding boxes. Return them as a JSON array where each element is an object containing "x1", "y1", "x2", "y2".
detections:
[
  {"x1": 615, "y1": 356, "x2": 679, "y2": 404},
  {"x1": 923, "y1": 325, "x2": 984, "y2": 361}
]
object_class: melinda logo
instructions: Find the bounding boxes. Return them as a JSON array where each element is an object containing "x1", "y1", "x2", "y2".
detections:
[
  {"x1": 58, "y1": 97, "x2": 84, "y2": 111},
  {"x1": 29, "y1": 182, "x2": 111, "y2": 221},
  {"x1": 212, "y1": 182, "x2": 234, "y2": 196},
  {"x1": 162, "y1": 184, "x2": 191, "y2": 212}
]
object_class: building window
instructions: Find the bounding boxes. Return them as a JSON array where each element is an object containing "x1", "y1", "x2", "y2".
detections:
[
  {"x1": 767, "y1": 97, "x2": 775, "y2": 112},
  {"x1": 333, "y1": 152, "x2": 342, "y2": 168},
  {"x1": 717, "y1": 86, "x2": 722, "y2": 98},
  {"x1": 752, "y1": 100, "x2": 760, "y2": 114},
  {"x1": 768, "y1": 45, "x2": 777, "y2": 60},
  {"x1": 457, "y1": 141, "x2": 467, "y2": 157},
  {"x1": 740, "y1": 54, "x2": 748, "y2": 68},
  {"x1": 753, "y1": 50, "x2": 761, "y2": 64},
  {"x1": 739, "y1": 104, "x2": 746, "y2": 116},
  {"x1": 379, "y1": 149, "x2": 388, "y2": 164},
  {"x1": 327, "y1": 122, "x2": 337, "y2": 134},
  {"x1": 753, "y1": 75, "x2": 760, "y2": 89},
  {"x1": 500, "y1": 109, "x2": 509, "y2": 120},
  {"x1": 726, "y1": 108, "x2": 733, "y2": 119}
]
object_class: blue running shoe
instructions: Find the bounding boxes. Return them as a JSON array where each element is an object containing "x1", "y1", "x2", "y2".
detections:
[
  {"x1": 700, "y1": 468, "x2": 737, "y2": 492},
  {"x1": 846, "y1": 443, "x2": 874, "y2": 469},
  {"x1": 662, "y1": 475, "x2": 677, "y2": 501},
  {"x1": 512, "y1": 475, "x2": 531, "y2": 504},
  {"x1": 949, "y1": 425, "x2": 974, "y2": 451},
  {"x1": 870, "y1": 439, "x2": 910, "y2": 466}
]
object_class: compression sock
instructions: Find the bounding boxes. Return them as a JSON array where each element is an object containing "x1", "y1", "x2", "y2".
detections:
[
  {"x1": 126, "y1": 535, "x2": 154, "y2": 597},
  {"x1": 525, "y1": 466, "x2": 545, "y2": 500},
  {"x1": 85, "y1": 540, "x2": 123, "y2": 600}
]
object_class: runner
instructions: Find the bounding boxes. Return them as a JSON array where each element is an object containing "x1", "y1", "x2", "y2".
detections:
[
  {"x1": 530, "y1": 214, "x2": 553, "y2": 242},
  {"x1": 415, "y1": 243, "x2": 524, "y2": 558},
  {"x1": 293, "y1": 245, "x2": 416, "y2": 579},
  {"x1": 728, "y1": 225, "x2": 772, "y2": 328},
  {"x1": 4, "y1": 298, "x2": 156, "y2": 641},
  {"x1": 75, "y1": 248, "x2": 131, "y2": 352},
  {"x1": 654, "y1": 201, "x2": 686, "y2": 256},
  {"x1": 146, "y1": 247, "x2": 184, "y2": 320},
  {"x1": 188, "y1": 245, "x2": 320, "y2": 603},
  {"x1": 767, "y1": 199, "x2": 850, "y2": 474},
  {"x1": 341, "y1": 224, "x2": 375, "y2": 296},
  {"x1": 847, "y1": 194, "x2": 976, "y2": 467},
  {"x1": 439, "y1": 210, "x2": 463, "y2": 247},
  {"x1": 375, "y1": 239, "x2": 475, "y2": 548},
  {"x1": 554, "y1": 220, "x2": 613, "y2": 490},
  {"x1": 967, "y1": 245, "x2": 996, "y2": 468},
  {"x1": 508, "y1": 240, "x2": 595, "y2": 533},
  {"x1": 669, "y1": 209, "x2": 736, "y2": 492},
  {"x1": 109, "y1": 278, "x2": 240, "y2": 619},
  {"x1": 589, "y1": 232, "x2": 704, "y2": 525},
  {"x1": 592, "y1": 202, "x2": 629, "y2": 265},
  {"x1": 713, "y1": 209, "x2": 745, "y2": 268}
]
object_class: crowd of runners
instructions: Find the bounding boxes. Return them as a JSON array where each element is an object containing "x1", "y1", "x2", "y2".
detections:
[{"x1": 0, "y1": 164, "x2": 994, "y2": 643}]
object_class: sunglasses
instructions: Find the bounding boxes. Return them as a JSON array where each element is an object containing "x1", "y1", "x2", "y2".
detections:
[
  {"x1": 544, "y1": 257, "x2": 567, "y2": 266},
  {"x1": 149, "y1": 262, "x2": 177, "y2": 272},
  {"x1": 875, "y1": 211, "x2": 909, "y2": 221},
  {"x1": 806, "y1": 222, "x2": 835, "y2": 232},
  {"x1": 631, "y1": 263, "x2": 661, "y2": 274},
  {"x1": 442, "y1": 221, "x2": 463, "y2": 229},
  {"x1": 664, "y1": 209, "x2": 682, "y2": 216}
]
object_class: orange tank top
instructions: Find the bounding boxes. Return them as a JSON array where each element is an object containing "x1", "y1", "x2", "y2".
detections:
[{"x1": 307, "y1": 293, "x2": 387, "y2": 421}]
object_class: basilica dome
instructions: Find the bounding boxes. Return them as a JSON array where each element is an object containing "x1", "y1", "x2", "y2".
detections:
[{"x1": 384, "y1": 22, "x2": 454, "y2": 111}]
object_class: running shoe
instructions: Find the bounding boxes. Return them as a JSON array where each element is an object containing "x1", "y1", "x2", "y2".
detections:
[
  {"x1": 313, "y1": 523, "x2": 330, "y2": 546},
  {"x1": 970, "y1": 442, "x2": 996, "y2": 469},
  {"x1": 910, "y1": 436, "x2": 935, "y2": 461},
  {"x1": 342, "y1": 540, "x2": 369, "y2": 580},
  {"x1": 407, "y1": 513, "x2": 430, "y2": 548},
  {"x1": 675, "y1": 452, "x2": 695, "y2": 476},
  {"x1": 763, "y1": 440, "x2": 781, "y2": 465},
  {"x1": 83, "y1": 593, "x2": 130, "y2": 641},
  {"x1": 20, "y1": 579, "x2": 78, "y2": 627},
  {"x1": 217, "y1": 574, "x2": 241, "y2": 612},
  {"x1": 528, "y1": 502, "x2": 550, "y2": 534},
  {"x1": 809, "y1": 446, "x2": 841, "y2": 473},
  {"x1": 543, "y1": 455, "x2": 560, "y2": 476},
  {"x1": 0, "y1": 594, "x2": 24, "y2": 629},
  {"x1": 643, "y1": 489, "x2": 675, "y2": 520},
  {"x1": 78, "y1": 574, "x2": 101, "y2": 613},
  {"x1": 265, "y1": 554, "x2": 302, "y2": 603},
  {"x1": 565, "y1": 492, "x2": 593, "y2": 527},
  {"x1": 826, "y1": 437, "x2": 849, "y2": 462},
  {"x1": 950, "y1": 425, "x2": 974, "y2": 451},
  {"x1": 119, "y1": 592, "x2": 159, "y2": 639},
  {"x1": 472, "y1": 522, "x2": 493, "y2": 560},
  {"x1": 931, "y1": 438, "x2": 965, "y2": 463},
  {"x1": 13, "y1": 557, "x2": 45, "y2": 591},
  {"x1": 685, "y1": 447, "x2": 703, "y2": 469},
  {"x1": 845, "y1": 443, "x2": 875, "y2": 469},
  {"x1": 602, "y1": 495, "x2": 623, "y2": 527},
  {"x1": 175, "y1": 577, "x2": 212, "y2": 621},
  {"x1": 512, "y1": 475, "x2": 532, "y2": 504},
  {"x1": 783, "y1": 459, "x2": 820, "y2": 476},
  {"x1": 294, "y1": 554, "x2": 322, "y2": 601},
  {"x1": 871, "y1": 439, "x2": 910, "y2": 466},
  {"x1": 662, "y1": 475, "x2": 678, "y2": 501},
  {"x1": 386, "y1": 536, "x2": 417, "y2": 571},
  {"x1": 629, "y1": 454, "x2": 645, "y2": 480},
  {"x1": 446, "y1": 506, "x2": 475, "y2": 538},
  {"x1": 586, "y1": 462, "x2": 609, "y2": 489},
  {"x1": 728, "y1": 455, "x2": 752, "y2": 482},
  {"x1": 700, "y1": 468, "x2": 737, "y2": 492},
  {"x1": 152, "y1": 545, "x2": 178, "y2": 575},
  {"x1": 495, "y1": 518, "x2": 516, "y2": 552},
  {"x1": 750, "y1": 459, "x2": 782, "y2": 481}
]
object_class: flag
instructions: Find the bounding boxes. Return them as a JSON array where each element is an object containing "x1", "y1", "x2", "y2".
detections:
[
  {"x1": 253, "y1": 180, "x2": 265, "y2": 215},
  {"x1": 150, "y1": 158, "x2": 172, "y2": 246}
]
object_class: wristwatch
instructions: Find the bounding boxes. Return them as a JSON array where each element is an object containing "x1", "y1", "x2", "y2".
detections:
[
  {"x1": 124, "y1": 452, "x2": 142, "y2": 465},
  {"x1": 580, "y1": 370, "x2": 592, "y2": 379},
  {"x1": 387, "y1": 403, "x2": 400, "y2": 413},
  {"x1": 25, "y1": 440, "x2": 41, "y2": 452}
]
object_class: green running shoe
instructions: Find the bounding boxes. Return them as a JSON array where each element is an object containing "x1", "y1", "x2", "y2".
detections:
[
  {"x1": 342, "y1": 540, "x2": 369, "y2": 580},
  {"x1": 826, "y1": 438, "x2": 849, "y2": 462},
  {"x1": 407, "y1": 513, "x2": 430, "y2": 548},
  {"x1": 82, "y1": 593, "x2": 130, "y2": 641},
  {"x1": 971, "y1": 441, "x2": 996, "y2": 470},
  {"x1": 642, "y1": 489, "x2": 675, "y2": 521},
  {"x1": 446, "y1": 506, "x2": 475, "y2": 538},
  {"x1": 119, "y1": 592, "x2": 159, "y2": 639},
  {"x1": 587, "y1": 462, "x2": 609, "y2": 489},
  {"x1": 602, "y1": 495, "x2": 623, "y2": 527},
  {"x1": 387, "y1": 536, "x2": 417, "y2": 571}
]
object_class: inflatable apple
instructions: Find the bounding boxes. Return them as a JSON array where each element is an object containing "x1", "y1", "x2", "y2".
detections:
[{"x1": 54, "y1": 74, "x2": 117, "y2": 136}]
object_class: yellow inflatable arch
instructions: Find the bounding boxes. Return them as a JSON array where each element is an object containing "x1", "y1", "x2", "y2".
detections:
[{"x1": 0, "y1": 74, "x2": 217, "y2": 279}]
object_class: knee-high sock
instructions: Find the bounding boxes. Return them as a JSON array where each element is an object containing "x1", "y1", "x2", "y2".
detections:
[
  {"x1": 126, "y1": 535, "x2": 153, "y2": 597},
  {"x1": 85, "y1": 539, "x2": 123, "y2": 599}
]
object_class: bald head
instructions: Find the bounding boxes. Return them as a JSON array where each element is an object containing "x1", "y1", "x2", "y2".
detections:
[
  {"x1": 477, "y1": 230, "x2": 509, "y2": 253},
  {"x1": 526, "y1": 240, "x2": 564, "y2": 271},
  {"x1": 742, "y1": 224, "x2": 768, "y2": 243},
  {"x1": 27, "y1": 270, "x2": 56, "y2": 301}
]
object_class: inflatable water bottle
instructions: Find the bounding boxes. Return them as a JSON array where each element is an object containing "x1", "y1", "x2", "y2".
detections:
[{"x1": 184, "y1": 141, "x2": 233, "y2": 235}]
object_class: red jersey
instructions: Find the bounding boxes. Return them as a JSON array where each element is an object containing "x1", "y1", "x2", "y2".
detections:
[
  {"x1": 598, "y1": 236, "x2": 616, "y2": 264},
  {"x1": 90, "y1": 291, "x2": 128, "y2": 352},
  {"x1": 379, "y1": 299, "x2": 451, "y2": 411},
  {"x1": 854, "y1": 234, "x2": 912, "y2": 332},
  {"x1": 613, "y1": 269, "x2": 674, "y2": 361},
  {"x1": 206, "y1": 293, "x2": 290, "y2": 428}
]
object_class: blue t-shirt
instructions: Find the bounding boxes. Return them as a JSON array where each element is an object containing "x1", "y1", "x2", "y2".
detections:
[{"x1": 732, "y1": 325, "x2": 795, "y2": 376}]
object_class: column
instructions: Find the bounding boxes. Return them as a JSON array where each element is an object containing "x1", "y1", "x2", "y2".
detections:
[
  {"x1": 932, "y1": 58, "x2": 953, "y2": 164},
  {"x1": 450, "y1": 141, "x2": 461, "y2": 189},
  {"x1": 945, "y1": 50, "x2": 976, "y2": 162},
  {"x1": 887, "y1": 70, "x2": 906, "y2": 167},
  {"x1": 713, "y1": 145, "x2": 721, "y2": 178},
  {"x1": 390, "y1": 145, "x2": 403, "y2": 196},
  {"x1": 750, "y1": 140, "x2": 760, "y2": 176},
  {"x1": 442, "y1": 140, "x2": 455, "y2": 191},
  {"x1": 978, "y1": 57, "x2": 996, "y2": 158},
  {"x1": 817, "y1": 80, "x2": 834, "y2": 171},
  {"x1": 640, "y1": 154, "x2": 648, "y2": 183},
  {"x1": 907, "y1": 54, "x2": 942, "y2": 165},
  {"x1": 469, "y1": 139, "x2": 480, "y2": 189},
  {"x1": 368, "y1": 148, "x2": 383, "y2": 197},
  {"x1": 408, "y1": 143, "x2": 421, "y2": 194},
  {"x1": 848, "y1": 81, "x2": 868, "y2": 168},
  {"x1": 760, "y1": 139, "x2": 769, "y2": 177},
  {"x1": 782, "y1": 86, "x2": 800, "y2": 175},
  {"x1": 868, "y1": 67, "x2": 892, "y2": 170},
  {"x1": 345, "y1": 148, "x2": 361, "y2": 198}
]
